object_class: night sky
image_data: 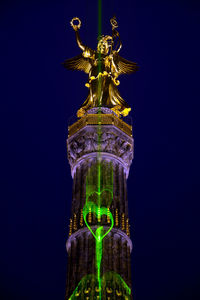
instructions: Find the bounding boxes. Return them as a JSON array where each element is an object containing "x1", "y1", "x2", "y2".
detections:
[{"x1": 1, "y1": 0, "x2": 200, "y2": 299}]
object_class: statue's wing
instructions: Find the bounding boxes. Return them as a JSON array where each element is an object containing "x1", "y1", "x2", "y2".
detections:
[
  {"x1": 113, "y1": 52, "x2": 139, "y2": 76},
  {"x1": 62, "y1": 54, "x2": 92, "y2": 74}
]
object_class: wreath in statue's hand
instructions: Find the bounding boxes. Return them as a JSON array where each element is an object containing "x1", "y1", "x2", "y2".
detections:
[
  {"x1": 70, "y1": 17, "x2": 81, "y2": 31},
  {"x1": 110, "y1": 16, "x2": 118, "y2": 29}
]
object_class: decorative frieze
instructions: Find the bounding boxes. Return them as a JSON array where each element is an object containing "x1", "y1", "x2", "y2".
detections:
[{"x1": 67, "y1": 111, "x2": 134, "y2": 179}]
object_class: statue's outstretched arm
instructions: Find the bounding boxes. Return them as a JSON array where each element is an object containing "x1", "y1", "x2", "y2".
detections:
[
  {"x1": 75, "y1": 30, "x2": 86, "y2": 52},
  {"x1": 116, "y1": 36, "x2": 122, "y2": 53},
  {"x1": 110, "y1": 17, "x2": 122, "y2": 53},
  {"x1": 112, "y1": 28, "x2": 122, "y2": 53},
  {"x1": 70, "y1": 18, "x2": 87, "y2": 52}
]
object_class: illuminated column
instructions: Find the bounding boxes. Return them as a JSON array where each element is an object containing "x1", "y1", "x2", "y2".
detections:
[{"x1": 66, "y1": 108, "x2": 134, "y2": 299}]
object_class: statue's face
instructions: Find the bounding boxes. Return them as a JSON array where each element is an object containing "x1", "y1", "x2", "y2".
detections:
[{"x1": 97, "y1": 40, "x2": 109, "y2": 54}]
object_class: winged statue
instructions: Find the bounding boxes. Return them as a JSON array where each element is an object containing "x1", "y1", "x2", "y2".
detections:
[{"x1": 63, "y1": 17, "x2": 138, "y2": 117}]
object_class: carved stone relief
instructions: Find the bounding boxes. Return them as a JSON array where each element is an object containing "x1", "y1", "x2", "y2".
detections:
[{"x1": 67, "y1": 126, "x2": 134, "y2": 168}]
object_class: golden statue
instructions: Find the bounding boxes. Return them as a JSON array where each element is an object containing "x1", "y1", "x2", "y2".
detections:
[{"x1": 63, "y1": 17, "x2": 138, "y2": 117}]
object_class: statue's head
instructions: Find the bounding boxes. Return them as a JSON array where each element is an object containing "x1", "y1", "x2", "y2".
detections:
[{"x1": 97, "y1": 35, "x2": 113, "y2": 54}]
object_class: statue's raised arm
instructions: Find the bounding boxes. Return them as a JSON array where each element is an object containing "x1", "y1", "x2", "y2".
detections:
[
  {"x1": 110, "y1": 16, "x2": 122, "y2": 53},
  {"x1": 71, "y1": 17, "x2": 95, "y2": 59},
  {"x1": 62, "y1": 18, "x2": 94, "y2": 74},
  {"x1": 70, "y1": 18, "x2": 87, "y2": 52}
]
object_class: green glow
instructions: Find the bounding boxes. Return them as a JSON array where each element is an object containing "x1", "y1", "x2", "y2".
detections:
[
  {"x1": 83, "y1": 161, "x2": 114, "y2": 300},
  {"x1": 83, "y1": 202, "x2": 114, "y2": 242},
  {"x1": 86, "y1": 162, "x2": 113, "y2": 207},
  {"x1": 69, "y1": 272, "x2": 131, "y2": 299},
  {"x1": 96, "y1": 227, "x2": 102, "y2": 299}
]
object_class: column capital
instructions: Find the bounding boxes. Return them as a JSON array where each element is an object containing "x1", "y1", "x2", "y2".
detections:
[{"x1": 67, "y1": 119, "x2": 134, "y2": 178}]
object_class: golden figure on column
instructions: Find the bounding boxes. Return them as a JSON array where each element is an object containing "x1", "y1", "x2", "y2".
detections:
[{"x1": 63, "y1": 17, "x2": 138, "y2": 117}]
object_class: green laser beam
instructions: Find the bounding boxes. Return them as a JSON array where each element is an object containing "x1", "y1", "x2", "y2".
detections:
[
  {"x1": 96, "y1": 2, "x2": 103, "y2": 295},
  {"x1": 83, "y1": 161, "x2": 114, "y2": 300}
]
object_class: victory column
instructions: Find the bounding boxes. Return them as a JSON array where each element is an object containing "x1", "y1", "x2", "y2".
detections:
[{"x1": 63, "y1": 17, "x2": 138, "y2": 299}]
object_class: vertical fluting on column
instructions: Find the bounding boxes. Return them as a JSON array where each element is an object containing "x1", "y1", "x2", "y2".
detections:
[
  {"x1": 66, "y1": 231, "x2": 97, "y2": 299},
  {"x1": 118, "y1": 164, "x2": 123, "y2": 215},
  {"x1": 77, "y1": 234, "x2": 83, "y2": 280},
  {"x1": 124, "y1": 167, "x2": 128, "y2": 218},
  {"x1": 69, "y1": 239, "x2": 77, "y2": 295},
  {"x1": 113, "y1": 234, "x2": 120, "y2": 274},
  {"x1": 127, "y1": 243, "x2": 132, "y2": 288},
  {"x1": 65, "y1": 244, "x2": 71, "y2": 297}
]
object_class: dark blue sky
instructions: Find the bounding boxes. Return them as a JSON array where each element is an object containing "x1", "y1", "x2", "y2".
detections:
[{"x1": 1, "y1": 0, "x2": 200, "y2": 299}]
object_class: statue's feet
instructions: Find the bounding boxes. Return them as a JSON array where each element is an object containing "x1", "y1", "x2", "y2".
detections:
[
  {"x1": 111, "y1": 106, "x2": 131, "y2": 117},
  {"x1": 121, "y1": 107, "x2": 131, "y2": 117},
  {"x1": 111, "y1": 105, "x2": 121, "y2": 117},
  {"x1": 77, "y1": 108, "x2": 86, "y2": 118}
]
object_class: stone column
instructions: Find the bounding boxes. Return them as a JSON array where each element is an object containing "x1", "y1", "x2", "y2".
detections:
[{"x1": 65, "y1": 108, "x2": 134, "y2": 299}]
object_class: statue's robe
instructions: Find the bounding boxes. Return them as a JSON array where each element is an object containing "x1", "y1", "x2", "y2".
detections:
[{"x1": 63, "y1": 48, "x2": 138, "y2": 117}]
